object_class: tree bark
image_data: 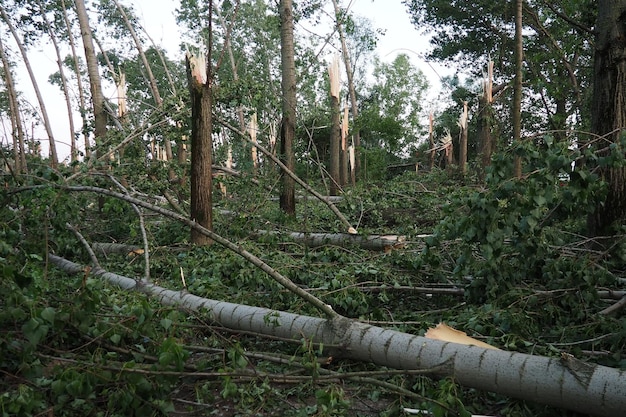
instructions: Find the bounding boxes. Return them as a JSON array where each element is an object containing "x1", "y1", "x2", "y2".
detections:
[
  {"x1": 74, "y1": 0, "x2": 107, "y2": 145},
  {"x1": 49, "y1": 254, "x2": 626, "y2": 417},
  {"x1": 512, "y1": 0, "x2": 523, "y2": 178},
  {"x1": 329, "y1": 94, "x2": 342, "y2": 195},
  {"x1": 0, "y1": 35, "x2": 27, "y2": 174},
  {"x1": 186, "y1": 53, "x2": 214, "y2": 246},
  {"x1": 428, "y1": 112, "x2": 435, "y2": 171},
  {"x1": 254, "y1": 231, "x2": 406, "y2": 251},
  {"x1": 459, "y1": 101, "x2": 468, "y2": 174},
  {"x1": 0, "y1": 4, "x2": 58, "y2": 168},
  {"x1": 478, "y1": 61, "x2": 495, "y2": 178},
  {"x1": 331, "y1": 0, "x2": 361, "y2": 180},
  {"x1": 279, "y1": 0, "x2": 296, "y2": 216},
  {"x1": 587, "y1": 0, "x2": 626, "y2": 237},
  {"x1": 61, "y1": 0, "x2": 90, "y2": 159}
]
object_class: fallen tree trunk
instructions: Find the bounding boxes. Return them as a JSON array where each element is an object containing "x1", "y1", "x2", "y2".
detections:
[
  {"x1": 92, "y1": 242, "x2": 144, "y2": 255},
  {"x1": 254, "y1": 230, "x2": 406, "y2": 251},
  {"x1": 268, "y1": 195, "x2": 344, "y2": 203},
  {"x1": 49, "y1": 255, "x2": 626, "y2": 417}
]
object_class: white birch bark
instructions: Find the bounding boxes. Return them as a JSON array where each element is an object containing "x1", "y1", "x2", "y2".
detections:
[
  {"x1": 254, "y1": 230, "x2": 406, "y2": 251},
  {"x1": 48, "y1": 254, "x2": 626, "y2": 417}
]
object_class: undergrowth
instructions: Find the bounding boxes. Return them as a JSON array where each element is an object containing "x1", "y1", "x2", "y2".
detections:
[{"x1": 1, "y1": 136, "x2": 626, "y2": 416}]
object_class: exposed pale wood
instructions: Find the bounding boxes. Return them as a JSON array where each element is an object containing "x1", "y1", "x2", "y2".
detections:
[{"x1": 328, "y1": 55, "x2": 342, "y2": 195}]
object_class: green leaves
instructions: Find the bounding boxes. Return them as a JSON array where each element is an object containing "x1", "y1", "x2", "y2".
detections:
[{"x1": 22, "y1": 318, "x2": 49, "y2": 347}]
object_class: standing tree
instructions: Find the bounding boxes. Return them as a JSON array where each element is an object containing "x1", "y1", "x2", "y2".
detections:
[
  {"x1": 331, "y1": 0, "x2": 362, "y2": 180},
  {"x1": 279, "y1": 0, "x2": 296, "y2": 215},
  {"x1": 0, "y1": 3, "x2": 59, "y2": 167},
  {"x1": 0, "y1": 34, "x2": 27, "y2": 173},
  {"x1": 587, "y1": 0, "x2": 626, "y2": 236},
  {"x1": 185, "y1": 0, "x2": 215, "y2": 248},
  {"x1": 74, "y1": 0, "x2": 107, "y2": 147},
  {"x1": 512, "y1": 0, "x2": 523, "y2": 178},
  {"x1": 328, "y1": 55, "x2": 342, "y2": 195},
  {"x1": 60, "y1": 0, "x2": 90, "y2": 158},
  {"x1": 187, "y1": 50, "x2": 214, "y2": 246},
  {"x1": 404, "y1": 0, "x2": 595, "y2": 161},
  {"x1": 478, "y1": 60, "x2": 496, "y2": 176}
]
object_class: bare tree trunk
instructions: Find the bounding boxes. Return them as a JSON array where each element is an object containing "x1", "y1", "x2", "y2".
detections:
[
  {"x1": 331, "y1": 0, "x2": 361, "y2": 180},
  {"x1": 478, "y1": 60, "x2": 495, "y2": 179},
  {"x1": 512, "y1": 0, "x2": 523, "y2": 178},
  {"x1": 61, "y1": 0, "x2": 90, "y2": 159},
  {"x1": 254, "y1": 230, "x2": 405, "y2": 251},
  {"x1": 459, "y1": 101, "x2": 468, "y2": 175},
  {"x1": 587, "y1": 0, "x2": 626, "y2": 237},
  {"x1": 329, "y1": 95, "x2": 341, "y2": 194},
  {"x1": 0, "y1": 35, "x2": 26, "y2": 173},
  {"x1": 340, "y1": 105, "x2": 349, "y2": 186},
  {"x1": 186, "y1": 52, "x2": 213, "y2": 246},
  {"x1": 428, "y1": 112, "x2": 435, "y2": 170},
  {"x1": 0, "y1": 5, "x2": 58, "y2": 168},
  {"x1": 50, "y1": 253, "x2": 626, "y2": 417},
  {"x1": 328, "y1": 56, "x2": 341, "y2": 195},
  {"x1": 279, "y1": 0, "x2": 296, "y2": 216},
  {"x1": 74, "y1": 0, "x2": 107, "y2": 146},
  {"x1": 38, "y1": 0, "x2": 77, "y2": 163}
]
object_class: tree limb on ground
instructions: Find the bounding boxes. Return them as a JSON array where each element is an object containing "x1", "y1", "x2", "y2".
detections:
[
  {"x1": 253, "y1": 230, "x2": 406, "y2": 251},
  {"x1": 48, "y1": 254, "x2": 626, "y2": 417}
]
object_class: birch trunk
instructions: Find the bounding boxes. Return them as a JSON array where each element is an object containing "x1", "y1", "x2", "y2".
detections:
[
  {"x1": 49, "y1": 254, "x2": 626, "y2": 417},
  {"x1": 279, "y1": 0, "x2": 296, "y2": 216},
  {"x1": 328, "y1": 56, "x2": 342, "y2": 195},
  {"x1": 512, "y1": 0, "x2": 523, "y2": 178},
  {"x1": 74, "y1": 0, "x2": 107, "y2": 144},
  {"x1": 0, "y1": 35, "x2": 27, "y2": 173},
  {"x1": 254, "y1": 230, "x2": 405, "y2": 251},
  {"x1": 0, "y1": 5, "x2": 59, "y2": 167},
  {"x1": 60, "y1": 0, "x2": 90, "y2": 158},
  {"x1": 459, "y1": 101, "x2": 468, "y2": 174},
  {"x1": 331, "y1": 0, "x2": 361, "y2": 180}
]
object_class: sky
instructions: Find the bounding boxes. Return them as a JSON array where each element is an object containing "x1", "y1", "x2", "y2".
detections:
[{"x1": 5, "y1": 0, "x2": 449, "y2": 162}]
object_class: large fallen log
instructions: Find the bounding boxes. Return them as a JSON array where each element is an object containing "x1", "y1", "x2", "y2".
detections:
[
  {"x1": 254, "y1": 230, "x2": 406, "y2": 251},
  {"x1": 49, "y1": 254, "x2": 626, "y2": 417}
]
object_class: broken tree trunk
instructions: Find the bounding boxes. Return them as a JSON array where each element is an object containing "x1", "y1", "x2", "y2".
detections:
[
  {"x1": 254, "y1": 230, "x2": 406, "y2": 251},
  {"x1": 186, "y1": 51, "x2": 214, "y2": 246},
  {"x1": 48, "y1": 254, "x2": 626, "y2": 417}
]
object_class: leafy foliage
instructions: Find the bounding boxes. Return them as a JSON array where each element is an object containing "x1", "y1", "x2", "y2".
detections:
[{"x1": 4, "y1": 134, "x2": 626, "y2": 416}]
